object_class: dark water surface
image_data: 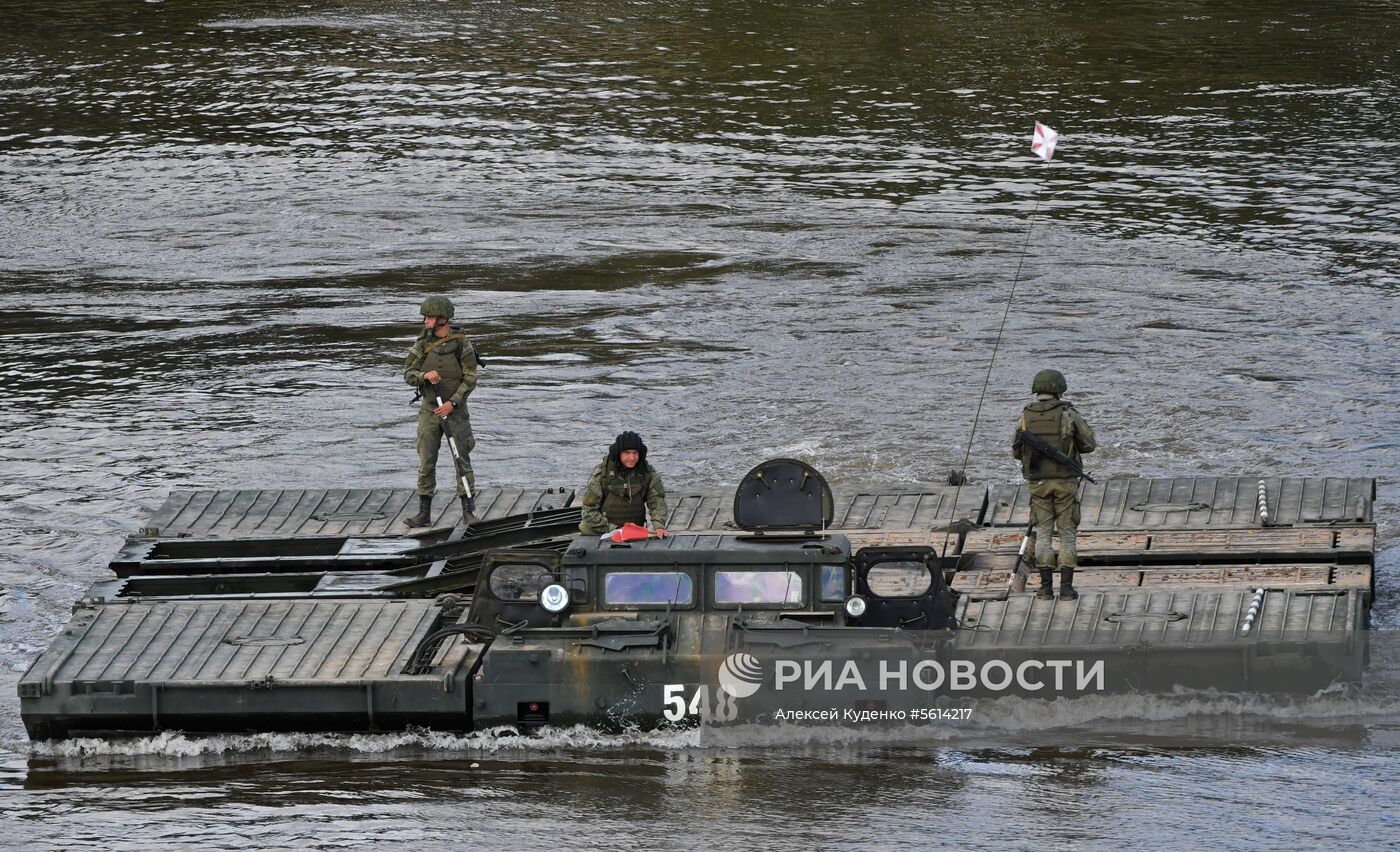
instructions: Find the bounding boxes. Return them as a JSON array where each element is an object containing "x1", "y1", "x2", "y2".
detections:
[{"x1": 1, "y1": 1, "x2": 1398, "y2": 848}]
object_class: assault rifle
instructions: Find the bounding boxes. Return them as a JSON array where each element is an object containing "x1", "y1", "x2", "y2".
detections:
[
  {"x1": 1014, "y1": 429, "x2": 1096, "y2": 483},
  {"x1": 427, "y1": 381, "x2": 476, "y2": 513}
]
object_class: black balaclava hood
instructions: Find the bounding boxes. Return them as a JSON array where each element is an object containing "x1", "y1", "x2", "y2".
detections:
[{"x1": 608, "y1": 431, "x2": 648, "y2": 469}]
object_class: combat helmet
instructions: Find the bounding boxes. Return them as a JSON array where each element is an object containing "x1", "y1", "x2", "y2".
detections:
[
  {"x1": 1031, "y1": 368, "x2": 1067, "y2": 396},
  {"x1": 420, "y1": 295, "x2": 455, "y2": 320}
]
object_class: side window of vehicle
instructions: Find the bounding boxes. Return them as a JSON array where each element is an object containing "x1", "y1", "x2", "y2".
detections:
[
  {"x1": 866, "y1": 561, "x2": 932, "y2": 599},
  {"x1": 489, "y1": 564, "x2": 550, "y2": 602},
  {"x1": 819, "y1": 564, "x2": 846, "y2": 602},
  {"x1": 604, "y1": 572, "x2": 694, "y2": 606},
  {"x1": 714, "y1": 571, "x2": 805, "y2": 605}
]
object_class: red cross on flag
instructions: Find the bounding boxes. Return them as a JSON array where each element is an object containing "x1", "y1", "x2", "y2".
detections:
[{"x1": 1031, "y1": 122, "x2": 1059, "y2": 161}]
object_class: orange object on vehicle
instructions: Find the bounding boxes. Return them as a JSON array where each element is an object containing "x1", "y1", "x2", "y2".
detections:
[{"x1": 602, "y1": 522, "x2": 651, "y2": 543}]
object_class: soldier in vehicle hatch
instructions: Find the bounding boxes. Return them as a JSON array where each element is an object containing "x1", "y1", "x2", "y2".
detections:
[
  {"x1": 403, "y1": 295, "x2": 479, "y2": 526},
  {"x1": 579, "y1": 431, "x2": 670, "y2": 537},
  {"x1": 1012, "y1": 369, "x2": 1097, "y2": 601}
]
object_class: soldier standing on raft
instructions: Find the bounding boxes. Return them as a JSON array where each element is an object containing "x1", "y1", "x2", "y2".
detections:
[
  {"x1": 579, "y1": 431, "x2": 670, "y2": 537},
  {"x1": 403, "y1": 295, "x2": 479, "y2": 527},
  {"x1": 1012, "y1": 369, "x2": 1097, "y2": 600}
]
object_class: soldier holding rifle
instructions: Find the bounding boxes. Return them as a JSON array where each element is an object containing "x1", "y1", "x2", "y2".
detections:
[
  {"x1": 404, "y1": 295, "x2": 479, "y2": 527},
  {"x1": 1012, "y1": 369, "x2": 1096, "y2": 601}
]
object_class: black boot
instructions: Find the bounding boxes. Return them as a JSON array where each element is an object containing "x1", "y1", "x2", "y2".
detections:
[
  {"x1": 405, "y1": 495, "x2": 433, "y2": 527},
  {"x1": 461, "y1": 494, "x2": 478, "y2": 525},
  {"x1": 1036, "y1": 569, "x2": 1054, "y2": 600},
  {"x1": 1059, "y1": 568, "x2": 1079, "y2": 601}
]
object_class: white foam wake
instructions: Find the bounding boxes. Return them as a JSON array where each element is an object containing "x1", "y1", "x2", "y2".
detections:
[{"x1": 27, "y1": 688, "x2": 1400, "y2": 757}]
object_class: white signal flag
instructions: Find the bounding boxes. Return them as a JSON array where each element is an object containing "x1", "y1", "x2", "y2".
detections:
[{"x1": 1031, "y1": 122, "x2": 1059, "y2": 161}]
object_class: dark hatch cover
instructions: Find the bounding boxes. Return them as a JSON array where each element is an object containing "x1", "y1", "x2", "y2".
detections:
[{"x1": 732, "y1": 458, "x2": 834, "y2": 532}]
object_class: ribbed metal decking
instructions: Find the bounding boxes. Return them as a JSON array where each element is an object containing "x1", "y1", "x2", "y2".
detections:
[
  {"x1": 953, "y1": 587, "x2": 1363, "y2": 647},
  {"x1": 144, "y1": 486, "x2": 575, "y2": 538},
  {"x1": 19, "y1": 598, "x2": 481, "y2": 737},
  {"x1": 141, "y1": 477, "x2": 1374, "y2": 539},
  {"x1": 664, "y1": 486, "x2": 989, "y2": 532},
  {"x1": 985, "y1": 476, "x2": 1375, "y2": 529},
  {"x1": 24, "y1": 598, "x2": 469, "y2": 689}
]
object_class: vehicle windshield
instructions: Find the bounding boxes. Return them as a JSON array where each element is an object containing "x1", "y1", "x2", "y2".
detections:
[
  {"x1": 714, "y1": 570, "x2": 805, "y2": 606},
  {"x1": 604, "y1": 571, "x2": 693, "y2": 606}
]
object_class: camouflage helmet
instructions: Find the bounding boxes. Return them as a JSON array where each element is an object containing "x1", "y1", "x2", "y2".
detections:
[
  {"x1": 419, "y1": 295, "x2": 454, "y2": 320},
  {"x1": 1031, "y1": 368, "x2": 1068, "y2": 395}
]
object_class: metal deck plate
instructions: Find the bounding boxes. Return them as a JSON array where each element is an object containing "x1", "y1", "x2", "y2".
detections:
[
  {"x1": 952, "y1": 563, "x2": 1373, "y2": 597},
  {"x1": 666, "y1": 486, "x2": 989, "y2": 532},
  {"x1": 961, "y1": 526, "x2": 1376, "y2": 561},
  {"x1": 144, "y1": 486, "x2": 575, "y2": 539},
  {"x1": 23, "y1": 598, "x2": 468, "y2": 691},
  {"x1": 19, "y1": 598, "x2": 480, "y2": 738},
  {"x1": 985, "y1": 477, "x2": 1375, "y2": 529},
  {"x1": 953, "y1": 587, "x2": 1362, "y2": 647},
  {"x1": 831, "y1": 488, "x2": 988, "y2": 529}
]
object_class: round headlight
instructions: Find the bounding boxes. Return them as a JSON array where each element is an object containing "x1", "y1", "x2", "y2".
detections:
[
  {"x1": 540, "y1": 583, "x2": 570, "y2": 614},
  {"x1": 845, "y1": 595, "x2": 867, "y2": 618}
]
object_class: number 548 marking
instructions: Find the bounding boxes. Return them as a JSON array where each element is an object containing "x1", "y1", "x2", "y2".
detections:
[{"x1": 662, "y1": 684, "x2": 738, "y2": 722}]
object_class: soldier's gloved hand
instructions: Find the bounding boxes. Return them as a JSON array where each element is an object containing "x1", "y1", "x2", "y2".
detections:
[
  {"x1": 423, "y1": 370, "x2": 441, "y2": 383},
  {"x1": 434, "y1": 401, "x2": 454, "y2": 417}
]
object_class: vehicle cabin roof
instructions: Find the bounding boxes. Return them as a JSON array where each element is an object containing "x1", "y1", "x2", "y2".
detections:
[{"x1": 565, "y1": 532, "x2": 850, "y2": 567}]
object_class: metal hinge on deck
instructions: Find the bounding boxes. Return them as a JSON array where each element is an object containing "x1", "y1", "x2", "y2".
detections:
[{"x1": 247, "y1": 675, "x2": 277, "y2": 690}]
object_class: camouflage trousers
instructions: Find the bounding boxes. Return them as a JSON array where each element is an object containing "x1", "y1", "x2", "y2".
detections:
[
  {"x1": 416, "y1": 405, "x2": 476, "y2": 497},
  {"x1": 1029, "y1": 478, "x2": 1081, "y2": 570}
]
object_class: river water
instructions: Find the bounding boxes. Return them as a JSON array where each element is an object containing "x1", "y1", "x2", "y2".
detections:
[{"x1": 1, "y1": 1, "x2": 1398, "y2": 848}]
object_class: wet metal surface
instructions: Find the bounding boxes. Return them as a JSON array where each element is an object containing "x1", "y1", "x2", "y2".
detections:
[
  {"x1": 987, "y1": 477, "x2": 1377, "y2": 529},
  {"x1": 146, "y1": 485, "x2": 575, "y2": 537}
]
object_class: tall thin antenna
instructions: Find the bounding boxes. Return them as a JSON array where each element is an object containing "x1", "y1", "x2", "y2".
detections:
[{"x1": 939, "y1": 123, "x2": 1058, "y2": 560}]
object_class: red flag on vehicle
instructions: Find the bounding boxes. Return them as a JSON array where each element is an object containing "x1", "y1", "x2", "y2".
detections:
[{"x1": 601, "y1": 522, "x2": 651, "y2": 542}]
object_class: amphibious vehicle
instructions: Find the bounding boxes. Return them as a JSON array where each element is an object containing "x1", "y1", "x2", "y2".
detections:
[{"x1": 19, "y1": 460, "x2": 1376, "y2": 739}]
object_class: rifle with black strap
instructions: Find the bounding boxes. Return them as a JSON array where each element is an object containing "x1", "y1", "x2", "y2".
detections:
[
  {"x1": 1014, "y1": 428, "x2": 1096, "y2": 483},
  {"x1": 428, "y1": 381, "x2": 474, "y2": 505}
]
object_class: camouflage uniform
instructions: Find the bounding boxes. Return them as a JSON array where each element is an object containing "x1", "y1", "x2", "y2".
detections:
[
  {"x1": 404, "y1": 328, "x2": 478, "y2": 497},
  {"x1": 579, "y1": 459, "x2": 668, "y2": 535},
  {"x1": 1012, "y1": 394, "x2": 1096, "y2": 574}
]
